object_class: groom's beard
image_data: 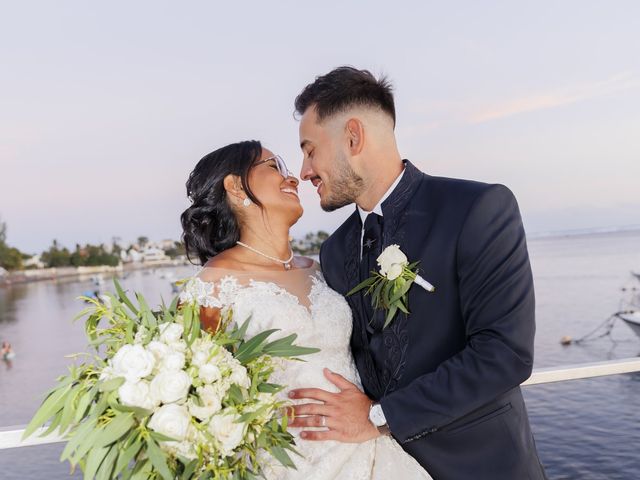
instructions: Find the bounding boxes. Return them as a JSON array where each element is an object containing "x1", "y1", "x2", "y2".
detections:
[{"x1": 321, "y1": 151, "x2": 365, "y2": 212}]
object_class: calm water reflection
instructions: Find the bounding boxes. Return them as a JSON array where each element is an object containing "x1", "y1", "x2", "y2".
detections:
[{"x1": 1, "y1": 232, "x2": 640, "y2": 479}]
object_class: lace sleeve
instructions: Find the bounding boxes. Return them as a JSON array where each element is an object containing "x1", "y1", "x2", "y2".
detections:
[{"x1": 178, "y1": 274, "x2": 240, "y2": 310}]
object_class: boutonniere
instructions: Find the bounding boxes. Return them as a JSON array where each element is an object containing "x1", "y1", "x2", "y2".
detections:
[{"x1": 347, "y1": 245, "x2": 435, "y2": 329}]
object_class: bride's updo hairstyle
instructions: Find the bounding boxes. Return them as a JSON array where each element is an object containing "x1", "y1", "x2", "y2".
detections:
[{"x1": 181, "y1": 140, "x2": 263, "y2": 265}]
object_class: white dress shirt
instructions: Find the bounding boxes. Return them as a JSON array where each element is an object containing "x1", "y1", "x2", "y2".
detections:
[{"x1": 358, "y1": 168, "x2": 406, "y2": 257}]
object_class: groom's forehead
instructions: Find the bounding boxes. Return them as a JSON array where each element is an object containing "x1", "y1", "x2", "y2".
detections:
[{"x1": 299, "y1": 108, "x2": 324, "y2": 146}]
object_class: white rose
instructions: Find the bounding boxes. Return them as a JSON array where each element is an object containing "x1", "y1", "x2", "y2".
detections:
[
  {"x1": 146, "y1": 341, "x2": 170, "y2": 363},
  {"x1": 192, "y1": 350, "x2": 209, "y2": 368},
  {"x1": 199, "y1": 364, "x2": 221, "y2": 384},
  {"x1": 159, "y1": 323, "x2": 184, "y2": 345},
  {"x1": 150, "y1": 370, "x2": 191, "y2": 404},
  {"x1": 168, "y1": 340, "x2": 187, "y2": 354},
  {"x1": 133, "y1": 326, "x2": 148, "y2": 344},
  {"x1": 111, "y1": 344, "x2": 156, "y2": 382},
  {"x1": 161, "y1": 351, "x2": 186, "y2": 371},
  {"x1": 386, "y1": 263, "x2": 404, "y2": 281},
  {"x1": 148, "y1": 403, "x2": 191, "y2": 442},
  {"x1": 174, "y1": 440, "x2": 197, "y2": 460},
  {"x1": 187, "y1": 385, "x2": 222, "y2": 420},
  {"x1": 118, "y1": 380, "x2": 158, "y2": 410},
  {"x1": 376, "y1": 245, "x2": 408, "y2": 280},
  {"x1": 246, "y1": 392, "x2": 277, "y2": 424},
  {"x1": 191, "y1": 338, "x2": 216, "y2": 366},
  {"x1": 229, "y1": 362, "x2": 250, "y2": 388},
  {"x1": 99, "y1": 363, "x2": 116, "y2": 381},
  {"x1": 208, "y1": 409, "x2": 246, "y2": 456}
]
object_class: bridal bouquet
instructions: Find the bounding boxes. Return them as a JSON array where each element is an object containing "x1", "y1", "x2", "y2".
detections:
[{"x1": 23, "y1": 279, "x2": 318, "y2": 479}]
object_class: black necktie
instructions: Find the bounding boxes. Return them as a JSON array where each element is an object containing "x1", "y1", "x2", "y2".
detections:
[{"x1": 360, "y1": 213, "x2": 384, "y2": 332}]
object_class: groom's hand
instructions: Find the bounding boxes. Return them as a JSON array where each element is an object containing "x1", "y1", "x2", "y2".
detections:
[{"x1": 287, "y1": 368, "x2": 381, "y2": 443}]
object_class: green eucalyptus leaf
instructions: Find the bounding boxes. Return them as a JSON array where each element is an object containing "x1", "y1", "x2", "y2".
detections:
[
  {"x1": 60, "y1": 417, "x2": 98, "y2": 462},
  {"x1": 227, "y1": 384, "x2": 245, "y2": 404},
  {"x1": 41, "y1": 409, "x2": 63, "y2": 437},
  {"x1": 22, "y1": 383, "x2": 72, "y2": 439},
  {"x1": 95, "y1": 443, "x2": 118, "y2": 480},
  {"x1": 113, "y1": 435, "x2": 142, "y2": 478},
  {"x1": 188, "y1": 312, "x2": 201, "y2": 346},
  {"x1": 347, "y1": 276, "x2": 377, "y2": 296},
  {"x1": 69, "y1": 426, "x2": 101, "y2": 466},
  {"x1": 235, "y1": 329, "x2": 279, "y2": 364},
  {"x1": 270, "y1": 445, "x2": 296, "y2": 469},
  {"x1": 114, "y1": 278, "x2": 138, "y2": 315},
  {"x1": 146, "y1": 436, "x2": 174, "y2": 480},
  {"x1": 257, "y1": 383, "x2": 283, "y2": 394},
  {"x1": 183, "y1": 306, "x2": 193, "y2": 341},
  {"x1": 149, "y1": 431, "x2": 180, "y2": 443},
  {"x1": 396, "y1": 299, "x2": 410, "y2": 314},
  {"x1": 83, "y1": 444, "x2": 110, "y2": 480},
  {"x1": 129, "y1": 458, "x2": 151, "y2": 480},
  {"x1": 383, "y1": 304, "x2": 399, "y2": 329},
  {"x1": 98, "y1": 377, "x2": 125, "y2": 393},
  {"x1": 180, "y1": 459, "x2": 199, "y2": 480},
  {"x1": 263, "y1": 334, "x2": 320, "y2": 358},
  {"x1": 74, "y1": 387, "x2": 96, "y2": 424},
  {"x1": 94, "y1": 413, "x2": 134, "y2": 448}
]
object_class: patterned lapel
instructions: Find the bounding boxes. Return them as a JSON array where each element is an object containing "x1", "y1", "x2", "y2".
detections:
[
  {"x1": 343, "y1": 209, "x2": 385, "y2": 398},
  {"x1": 378, "y1": 160, "x2": 425, "y2": 395}
]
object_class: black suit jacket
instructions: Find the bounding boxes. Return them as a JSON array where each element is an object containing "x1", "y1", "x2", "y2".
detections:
[{"x1": 320, "y1": 161, "x2": 547, "y2": 480}]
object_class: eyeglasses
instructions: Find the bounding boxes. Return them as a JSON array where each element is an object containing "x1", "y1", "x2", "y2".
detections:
[{"x1": 253, "y1": 154, "x2": 294, "y2": 179}]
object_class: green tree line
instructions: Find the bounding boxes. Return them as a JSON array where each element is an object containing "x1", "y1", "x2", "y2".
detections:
[
  {"x1": 291, "y1": 231, "x2": 329, "y2": 255},
  {"x1": 0, "y1": 218, "x2": 26, "y2": 271}
]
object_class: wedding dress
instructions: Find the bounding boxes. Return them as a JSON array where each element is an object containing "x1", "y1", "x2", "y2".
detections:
[{"x1": 185, "y1": 262, "x2": 431, "y2": 480}]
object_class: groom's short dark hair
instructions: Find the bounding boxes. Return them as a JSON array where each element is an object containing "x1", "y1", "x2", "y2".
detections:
[{"x1": 295, "y1": 66, "x2": 396, "y2": 127}]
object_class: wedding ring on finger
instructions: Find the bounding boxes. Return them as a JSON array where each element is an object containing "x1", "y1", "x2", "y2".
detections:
[{"x1": 320, "y1": 415, "x2": 327, "y2": 428}]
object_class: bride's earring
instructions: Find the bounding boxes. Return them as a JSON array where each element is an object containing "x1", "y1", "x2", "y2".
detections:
[{"x1": 242, "y1": 198, "x2": 252, "y2": 208}]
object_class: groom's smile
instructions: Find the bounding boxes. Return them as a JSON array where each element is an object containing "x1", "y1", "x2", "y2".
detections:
[{"x1": 311, "y1": 178, "x2": 324, "y2": 197}]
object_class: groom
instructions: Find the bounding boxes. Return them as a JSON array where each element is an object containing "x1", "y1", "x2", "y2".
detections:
[{"x1": 288, "y1": 67, "x2": 547, "y2": 479}]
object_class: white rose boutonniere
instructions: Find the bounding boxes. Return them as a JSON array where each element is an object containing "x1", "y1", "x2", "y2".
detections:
[{"x1": 348, "y1": 244, "x2": 435, "y2": 328}]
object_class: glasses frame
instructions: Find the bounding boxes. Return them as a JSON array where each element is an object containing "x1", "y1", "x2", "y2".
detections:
[{"x1": 253, "y1": 154, "x2": 294, "y2": 179}]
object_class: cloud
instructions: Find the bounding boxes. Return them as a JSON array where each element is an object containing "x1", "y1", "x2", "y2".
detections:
[{"x1": 469, "y1": 73, "x2": 640, "y2": 123}]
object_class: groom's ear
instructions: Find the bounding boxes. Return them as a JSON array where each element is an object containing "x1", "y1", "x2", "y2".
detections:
[{"x1": 346, "y1": 118, "x2": 365, "y2": 156}]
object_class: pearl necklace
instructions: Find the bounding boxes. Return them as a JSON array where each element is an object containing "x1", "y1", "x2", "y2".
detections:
[{"x1": 236, "y1": 241, "x2": 294, "y2": 270}]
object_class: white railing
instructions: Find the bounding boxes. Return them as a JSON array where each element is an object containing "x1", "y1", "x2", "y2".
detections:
[
  {"x1": 1, "y1": 357, "x2": 639, "y2": 450},
  {"x1": 522, "y1": 357, "x2": 640, "y2": 385}
]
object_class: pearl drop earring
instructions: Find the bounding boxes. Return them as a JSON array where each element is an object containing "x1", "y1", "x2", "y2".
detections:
[{"x1": 243, "y1": 198, "x2": 252, "y2": 207}]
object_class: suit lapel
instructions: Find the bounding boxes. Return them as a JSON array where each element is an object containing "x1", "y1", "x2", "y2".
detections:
[
  {"x1": 341, "y1": 209, "x2": 385, "y2": 398},
  {"x1": 377, "y1": 161, "x2": 426, "y2": 394}
]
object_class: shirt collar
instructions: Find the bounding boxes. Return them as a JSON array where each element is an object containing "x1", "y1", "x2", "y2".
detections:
[{"x1": 357, "y1": 167, "x2": 406, "y2": 225}]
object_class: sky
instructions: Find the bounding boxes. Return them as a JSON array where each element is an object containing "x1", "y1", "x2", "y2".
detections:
[{"x1": 1, "y1": 1, "x2": 639, "y2": 254}]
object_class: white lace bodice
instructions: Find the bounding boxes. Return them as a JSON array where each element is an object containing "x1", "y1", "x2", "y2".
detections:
[{"x1": 181, "y1": 263, "x2": 430, "y2": 480}]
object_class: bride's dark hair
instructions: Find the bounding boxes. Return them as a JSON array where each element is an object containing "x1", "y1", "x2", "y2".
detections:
[{"x1": 180, "y1": 140, "x2": 263, "y2": 265}]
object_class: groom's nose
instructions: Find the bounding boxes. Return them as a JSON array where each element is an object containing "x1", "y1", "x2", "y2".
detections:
[{"x1": 300, "y1": 157, "x2": 314, "y2": 181}]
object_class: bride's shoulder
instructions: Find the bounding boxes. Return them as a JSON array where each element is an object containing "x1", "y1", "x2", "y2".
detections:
[{"x1": 197, "y1": 254, "x2": 247, "y2": 282}]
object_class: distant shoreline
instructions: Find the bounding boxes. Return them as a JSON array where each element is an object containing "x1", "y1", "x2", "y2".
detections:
[
  {"x1": 0, "y1": 260, "x2": 190, "y2": 288},
  {"x1": 527, "y1": 225, "x2": 640, "y2": 241}
]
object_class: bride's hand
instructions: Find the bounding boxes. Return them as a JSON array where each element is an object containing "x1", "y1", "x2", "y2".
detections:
[{"x1": 288, "y1": 368, "x2": 381, "y2": 443}]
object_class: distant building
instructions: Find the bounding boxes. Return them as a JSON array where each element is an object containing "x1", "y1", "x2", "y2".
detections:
[
  {"x1": 23, "y1": 254, "x2": 45, "y2": 269},
  {"x1": 0, "y1": 267, "x2": 8, "y2": 277},
  {"x1": 141, "y1": 247, "x2": 169, "y2": 263},
  {"x1": 123, "y1": 248, "x2": 143, "y2": 263},
  {"x1": 158, "y1": 239, "x2": 177, "y2": 251}
]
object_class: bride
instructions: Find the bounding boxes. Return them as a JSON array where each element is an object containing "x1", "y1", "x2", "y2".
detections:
[{"x1": 180, "y1": 140, "x2": 431, "y2": 479}]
